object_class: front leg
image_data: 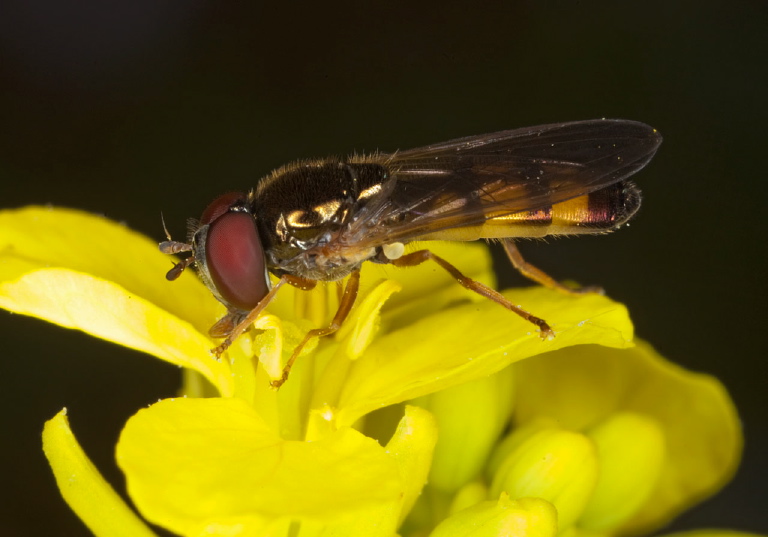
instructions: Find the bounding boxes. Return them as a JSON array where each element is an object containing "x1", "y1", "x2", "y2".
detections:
[{"x1": 270, "y1": 270, "x2": 361, "y2": 388}]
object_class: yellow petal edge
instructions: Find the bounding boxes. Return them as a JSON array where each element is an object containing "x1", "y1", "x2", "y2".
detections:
[{"x1": 42, "y1": 409, "x2": 158, "y2": 537}]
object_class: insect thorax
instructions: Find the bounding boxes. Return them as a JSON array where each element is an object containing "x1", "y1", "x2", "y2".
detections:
[{"x1": 250, "y1": 157, "x2": 389, "y2": 281}]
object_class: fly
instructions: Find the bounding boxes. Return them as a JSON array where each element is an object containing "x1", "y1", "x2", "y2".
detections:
[{"x1": 160, "y1": 119, "x2": 662, "y2": 387}]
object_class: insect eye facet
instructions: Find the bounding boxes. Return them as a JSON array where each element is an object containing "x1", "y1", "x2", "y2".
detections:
[{"x1": 205, "y1": 209, "x2": 268, "y2": 311}]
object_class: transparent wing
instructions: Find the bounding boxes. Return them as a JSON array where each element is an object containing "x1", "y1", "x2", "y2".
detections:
[{"x1": 345, "y1": 119, "x2": 661, "y2": 245}]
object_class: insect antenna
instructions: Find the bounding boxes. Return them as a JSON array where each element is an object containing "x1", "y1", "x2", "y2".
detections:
[{"x1": 159, "y1": 212, "x2": 195, "y2": 280}]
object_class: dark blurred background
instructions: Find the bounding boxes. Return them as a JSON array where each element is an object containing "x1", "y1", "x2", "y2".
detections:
[{"x1": 1, "y1": 1, "x2": 766, "y2": 535}]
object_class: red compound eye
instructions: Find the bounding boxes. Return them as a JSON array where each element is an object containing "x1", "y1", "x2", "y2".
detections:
[
  {"x1": 202, "y1": 199, "x2": 268, "y2": 311},
  {"x1": 200, "y1": 192, "x2": 244, "y2": 226}
]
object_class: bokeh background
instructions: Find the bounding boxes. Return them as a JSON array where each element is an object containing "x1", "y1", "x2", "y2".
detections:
[{"x1": 1, "y1": 1, "x2": 766, "y2": 535}]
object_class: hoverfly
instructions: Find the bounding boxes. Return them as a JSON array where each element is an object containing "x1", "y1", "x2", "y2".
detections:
[{"x1": 161, "y1": 119, "x2": 661, "y2": 387}]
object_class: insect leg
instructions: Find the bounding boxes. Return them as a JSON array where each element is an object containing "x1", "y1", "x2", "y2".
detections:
[
  {"x1": 501, "y1": 239, "x2": 603, "y2": 295},
  {"x1": 390, "y1": 250, "x2": 554, "y2": 339},
  {"x1": 271, "y1": 270, "x2": 362, "y2": 389},
  {"x1": 210, "y1": 276, "x2": 290, "y2": 358}
]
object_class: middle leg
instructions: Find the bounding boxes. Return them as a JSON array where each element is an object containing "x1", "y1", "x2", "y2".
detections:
[{"x1": 390, "y1": 249, "x2": 554, "y2": 339}]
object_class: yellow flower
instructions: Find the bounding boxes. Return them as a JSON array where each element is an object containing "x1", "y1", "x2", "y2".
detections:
[{"x1": 0, "y1": 206, "x2": 744, "y2": 537}]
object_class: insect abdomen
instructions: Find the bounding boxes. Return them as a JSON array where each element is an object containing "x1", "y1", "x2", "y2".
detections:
[{"x1": 423, "y1": 181, "x2": 641, "y2": 240}]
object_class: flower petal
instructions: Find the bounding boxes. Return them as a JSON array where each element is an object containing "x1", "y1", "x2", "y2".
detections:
[
  {"x1": 116, "y1": 397, "x2": 402, "y2": 535},
  {"x1": 336, "y1": 288, "x2": 633, "y2": 426},
  {"x1": 388, "y1": 405, "x2": 439, "y2": 526},
  {"x1": 302, "y1": 405, "x2": 438, "y2": 537},
  {"x1": 513, "y1": 341, "x2": 742, "y2": 535},
  {"x1": 42, "y1": 409, "x2": 158, "y2": 537},
  {"x1": 0, "y1": 263, "x2": 233, "y2": 394},
  {"x1": 0, "y1": 207, "x2": 235, "y2": 392},
  {"x1": 0, "y1": 206, "x2": 217, "y2": 332},
  {"x1": 338, "y1": 279, "x2": 403, "y2": 360}
]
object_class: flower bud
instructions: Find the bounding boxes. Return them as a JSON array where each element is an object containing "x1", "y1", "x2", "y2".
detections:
[
  {"x1": 579, "y1": 412, "x2": 665, "y2": 531},
  {"x1": 431, "y1": 495, "x2": 557, "y2": 537},
  {"x1": 449, "y1": 481, "x2": 489, "y2": 516},
  {"x1": 486, "y1": 418, "x2": 561, "y2": 478},
  {"x1": 490, "y1": 428, "x2": 598, "y2": 531},
  {"x1": 414, "y1": 368, "x2": 515, "y2": 492}
]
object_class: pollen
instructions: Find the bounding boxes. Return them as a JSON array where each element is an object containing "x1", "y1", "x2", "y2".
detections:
[{"x1": 382, "y1": 242, "x2": 405, "y2": 260}]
